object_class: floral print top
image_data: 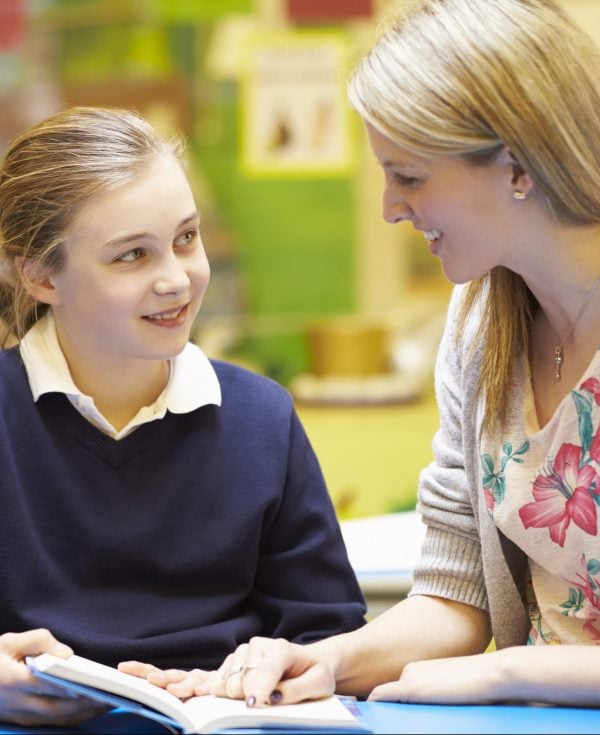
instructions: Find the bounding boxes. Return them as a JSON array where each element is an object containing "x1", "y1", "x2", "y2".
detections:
[{"x1": 480, "y1": 349, "x2": 600, "y2": 645}]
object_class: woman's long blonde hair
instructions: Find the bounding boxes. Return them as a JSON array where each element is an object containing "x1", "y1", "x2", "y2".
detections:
[
  {"x1": 0, "y1": 106, "x2": 185, "y2": 346},
  {"x1": 348, "y1": 0, "x2": 600, "y2": 430}
]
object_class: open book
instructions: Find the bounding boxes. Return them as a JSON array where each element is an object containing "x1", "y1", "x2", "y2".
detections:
[{"x1": 27, "y1": 654, "x2": 370, "y2": 734}]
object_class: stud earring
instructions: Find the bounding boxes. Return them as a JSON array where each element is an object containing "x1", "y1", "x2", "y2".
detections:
[{"x1": 512, "y1": 190, "x2": 527, "y2": 200}]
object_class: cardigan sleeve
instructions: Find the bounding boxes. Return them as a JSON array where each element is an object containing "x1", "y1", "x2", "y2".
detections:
[{"x1": 409, "y1": 286, "x2": 489, "y2": 611}]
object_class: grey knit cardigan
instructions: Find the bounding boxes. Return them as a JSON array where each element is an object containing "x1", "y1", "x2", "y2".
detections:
[{"x1": 409, "y1": 284, "x2": 530, "y2": 649}]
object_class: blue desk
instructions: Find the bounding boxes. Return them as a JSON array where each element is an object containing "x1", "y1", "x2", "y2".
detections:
[
  {"x1": 357, "y1": 701, "x2": 600, "y2": 734},
  {"x1": 1, "y1": 700, "x2": 600, "y2": 734}
]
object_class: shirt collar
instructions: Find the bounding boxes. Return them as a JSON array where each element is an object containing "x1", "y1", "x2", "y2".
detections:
[{"x1": 20, "y1": 311, "x2": 222, "y2": 413}]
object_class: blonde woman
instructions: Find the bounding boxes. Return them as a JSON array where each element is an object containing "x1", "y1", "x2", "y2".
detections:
[{"x1": 127, "y1": 0, "x2": 600, "y2": 707}]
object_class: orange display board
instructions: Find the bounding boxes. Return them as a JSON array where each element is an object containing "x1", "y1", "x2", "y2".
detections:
[
  {"x1": 287, "y1": 0, "x2": 373, "y2": 22},
  {"x1": 0, "y1": 0, "x2": 25, "y2": 50}
]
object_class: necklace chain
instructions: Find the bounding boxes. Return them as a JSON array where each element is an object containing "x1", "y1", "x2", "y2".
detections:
[{"x1": 551, "y1": 276, "x2": 600, "y2": 381}]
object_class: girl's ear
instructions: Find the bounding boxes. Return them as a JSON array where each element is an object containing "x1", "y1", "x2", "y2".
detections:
[
  {"x1": 496, "y1": 146, "x2": 535, "y2": 197},
  {"x1": 15, "y1": 256, "x2": 61, "y2": 306}
]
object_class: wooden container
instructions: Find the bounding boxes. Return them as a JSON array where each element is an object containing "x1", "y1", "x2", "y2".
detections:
[{"x1": 307, "y1": 318, "x2": 390, "y2": 377}]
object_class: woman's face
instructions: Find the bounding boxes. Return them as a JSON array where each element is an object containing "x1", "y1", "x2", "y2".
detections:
[
  {"x1": 40, "y1": 154, "x2": 210, "y2": 372},
  {"x1": 365, "y1": 123, "x2": 525, "y2": 284}
]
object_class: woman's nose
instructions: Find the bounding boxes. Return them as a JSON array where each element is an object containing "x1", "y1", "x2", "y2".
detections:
[{"x1": 383, "y1": 194, "x2": 413, "y2": 224}]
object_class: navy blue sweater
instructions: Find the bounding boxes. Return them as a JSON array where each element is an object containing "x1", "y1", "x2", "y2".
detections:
[{"x1": 0, "y1": 348, "x2": 365, "y2": 669}]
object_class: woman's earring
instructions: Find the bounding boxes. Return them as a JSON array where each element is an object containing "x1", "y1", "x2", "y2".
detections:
[{"x1": 512, "y1": 190, "x2": 527, "y2": 200}]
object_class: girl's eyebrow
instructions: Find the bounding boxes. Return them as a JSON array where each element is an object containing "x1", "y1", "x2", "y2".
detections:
[{"x1": 102, "y1": 211, "x2": 200, "y2": 250}]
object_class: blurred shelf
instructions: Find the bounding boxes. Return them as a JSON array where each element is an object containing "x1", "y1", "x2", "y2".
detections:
[{"x1": 290, "y1": 372, "x2": 423, "y2": 406}]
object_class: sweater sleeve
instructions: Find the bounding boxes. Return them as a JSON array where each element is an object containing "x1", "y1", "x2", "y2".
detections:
[
  {"x1": 250, "y1": 408, "x2": 367, "y2": 642},
  {"x1": 409, "y1": 286, "x2": 488, "y2": 611}
]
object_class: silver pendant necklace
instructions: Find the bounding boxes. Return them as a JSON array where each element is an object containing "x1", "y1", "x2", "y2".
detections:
[{"x1": 551, "y1": 277, "x2": 600, "y2": 381}]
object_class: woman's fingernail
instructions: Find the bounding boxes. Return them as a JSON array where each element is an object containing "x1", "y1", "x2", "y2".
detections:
[
  {"x1": 246, "y1": 695, "x2": 256, "y2": 707},
  {"x1": 269, "y1": 689, "x2": 283, "y2": 704}
]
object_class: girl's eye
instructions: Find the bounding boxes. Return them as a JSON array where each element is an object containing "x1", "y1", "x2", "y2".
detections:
[
  {"x1": 175, "y1": 229, "x2": 197, "y2": 246},
  {"x1": 116, "y1": 248, "x2": 144, "y2": 263}
]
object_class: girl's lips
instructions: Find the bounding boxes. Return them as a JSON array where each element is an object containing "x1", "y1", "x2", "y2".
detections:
[{"x1": 143, "y1": 304, "x2": 188, "y2": 327}]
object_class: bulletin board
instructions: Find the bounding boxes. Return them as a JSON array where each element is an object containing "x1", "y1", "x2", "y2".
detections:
[{"x1": 240, "y1": 30, "x2": 354, "y2": 178}]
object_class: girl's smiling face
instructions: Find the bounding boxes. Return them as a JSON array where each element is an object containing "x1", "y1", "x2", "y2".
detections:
[
  {"x1": 38, "y1": 154, "x2": 210, "y2": 373},
  {"x1": 365, "y1": 122, "x2": 526, "y2": 284}
]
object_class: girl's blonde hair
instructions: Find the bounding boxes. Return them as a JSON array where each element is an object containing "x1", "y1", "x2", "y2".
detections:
[
  {"x1": 0, "y1": 106, "x2": 185, "y2": 345},
  {"x1": 348, "y1": 0, "x2": 600, "y2": 429}
]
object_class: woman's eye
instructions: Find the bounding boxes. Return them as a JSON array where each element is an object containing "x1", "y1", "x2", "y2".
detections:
[
  {"x1": 394, "y1": 173, "x2": 421, "y2": 187},
  {"x1": 116, "y1": 248, "x2": 144, "y2": 263},
  {"x1": 175, "y1": 229, "x2": 197, "y2": 246}
]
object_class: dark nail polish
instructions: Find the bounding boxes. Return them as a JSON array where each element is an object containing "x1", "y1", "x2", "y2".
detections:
[
  {"x1": 246, "y1": 695, "x2": 256, "y2": 707},
  {"x1": 269, "y1": 689, "x2": 283, "y2": 704}
]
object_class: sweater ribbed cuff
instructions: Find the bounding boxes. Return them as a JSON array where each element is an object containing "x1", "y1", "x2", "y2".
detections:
[{"x1": 408, "y1": 525, "x2": 488, "y2": 611}]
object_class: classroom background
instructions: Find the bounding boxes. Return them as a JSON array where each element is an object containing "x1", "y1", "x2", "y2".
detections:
[{"x1": 1, "y1": 0, "x2": 597, "y2": 523}]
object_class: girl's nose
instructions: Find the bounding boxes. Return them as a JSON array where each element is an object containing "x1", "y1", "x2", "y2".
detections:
[{"x1": 153, "y1": 257, "x2": 191, "y2": 295}]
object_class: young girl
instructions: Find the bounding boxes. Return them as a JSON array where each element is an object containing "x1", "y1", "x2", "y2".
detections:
[
  {"x1": 134, "y1": 0, "x2": 600, "y2": 709},
  {"x1": 0, "y1": 106, "x2": 365, "y2": 726}
]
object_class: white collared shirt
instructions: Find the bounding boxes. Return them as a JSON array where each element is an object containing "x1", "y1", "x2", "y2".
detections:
[{"x1": 19, "y1": 311, "x2": 221, "y2": 440}]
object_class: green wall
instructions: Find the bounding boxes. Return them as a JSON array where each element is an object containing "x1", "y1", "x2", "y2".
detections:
[{"x1": 193, "y1": 80, "x2": 356, "y2": 381}]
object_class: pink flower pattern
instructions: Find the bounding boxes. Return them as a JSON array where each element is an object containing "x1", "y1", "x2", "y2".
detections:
[
  {"x1": 591, "y1": 427, "x2": 600, "y2": 465},
  {"x1": 562, "y1": 554, "x2": 600, "y2": 642},
  {"x1": 581, "y1": 377, "x2": 600, "y2": 406},
  {"x1": 518, "y1": 443, "x2": 599, "y2": 547},
  {"x1": 517, "y1": 373, "x2": 600, "y2": 548},
  {"x1": 484, "y1": 369, "x2": 600, "y2": 643}
]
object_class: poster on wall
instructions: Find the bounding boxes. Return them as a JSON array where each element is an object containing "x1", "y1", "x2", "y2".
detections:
[
  {"x1": 240, "y1": 31, "x2": 354, "y2": 178},
  {"x1": 0, "y1": 0, "x2": 24, "y2": 51},
  {"x1": 286, "y1": 0, "x2": 373, "y2": 23}
]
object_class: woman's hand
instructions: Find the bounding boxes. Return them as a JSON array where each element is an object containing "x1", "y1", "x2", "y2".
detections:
[
  {"x1": 368, "y1": 652, "x2": 504, "y2": 704},
  {"x1": 205, "y1": 637, "x2": 336, "y2": 707},
  {"x1": 368, "y1": 646, "x2": 600, "y2": 708},
  {"x1": 118, "y1": 660, "x2": 212, "y2": 699},
  {"x1": 122, "y1": 638, "x2": 337, "y2": 707},
  {"x1": 0, "y1": 628, "x2": 108, "y2": 727},
  {"x1": 120, "y1": 639, "x2": 334, "y2": 707}
]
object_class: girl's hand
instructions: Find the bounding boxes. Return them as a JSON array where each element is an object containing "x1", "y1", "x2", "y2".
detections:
[
  {"x1": 0, "y1": 628, "x2": 108, "y2": 727},
  {"x1": 118, "y1": 660, "x2": 212, "y2": 699}
]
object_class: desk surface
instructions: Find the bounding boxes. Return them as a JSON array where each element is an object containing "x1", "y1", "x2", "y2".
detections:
[{"x1": 1, "y1": 700, "x2": 600, "y2": 734}]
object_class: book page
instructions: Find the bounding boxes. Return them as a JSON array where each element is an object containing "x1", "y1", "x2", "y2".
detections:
[
  {"x1": 182, "y1": 694, "x2": 367, "y2": 733},
  {"x1": 29, "y1": 654, "x2": 192, "y2": 730},
  {"x1": 29, "y1": 654, "x2": 369, "y2": 733}
]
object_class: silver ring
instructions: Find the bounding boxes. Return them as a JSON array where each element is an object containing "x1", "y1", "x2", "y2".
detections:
[
  {"x1": 224, "y1": 664, "x2": 245, "y2": 680},
  {"x1": 222, "y1": 663, "x2": 260, "y2": 681}
]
